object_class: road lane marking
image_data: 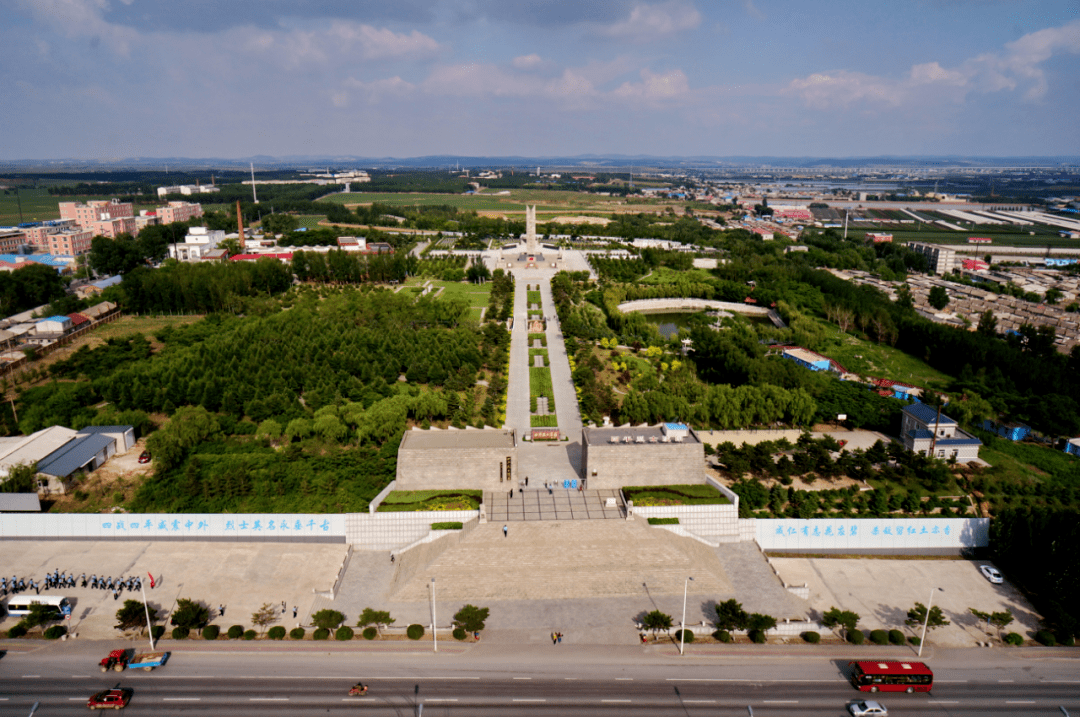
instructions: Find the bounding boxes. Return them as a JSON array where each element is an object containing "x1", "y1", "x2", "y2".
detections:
[
  {"x1": 684, "y1": 700, "x2": 716, "y2": 704},
  {"x1": 929, "y1": 701, "x2": 959, "y2": 704},
  {"x1": 513, "y1": 699, "x2": 546, "y2": 702},
  {"x1": 667, "y1": 678, "x2": 838, "y2": 683},
  {"x1": 69, "y1": 698, "x2": 86, "y2": 701},
  {"x1": 250, "y1": 697, "x2": 289, "y2": 701},
  {"x1": 427, "y1": 699, "x2": 458, "y2": 702},
  {"x1": 22, "y1": 675, "x2": 40, "y2": 678},
  {"x1": 513, "y1": 677, "x2": 533, "y2": 680},
  {"x1": 1044, "y1": 680, "x2": 1080, "y2": 683},
  {"x1": 71, "y1": 675, "x2": 90, "y2": 678},
  {"x1": 616, "y1": 678, "x2": 633, "y2": 681},
  {"x1": 998, "y1": 679, "x2": 1015, "y2": 683},
  {"x1": 935, "y1": 680, "x2": 969, "y2": 683},
  {"x1": 163, "y1": 698, "x2": 201, "y2": 701},
  {"x1": 763, "y1": 701, "x2": 799, "y2": 704},
  {"x1": 1006, "y1": 701, "x2": 1035, "y2": 704},
  {"x1": 602, "y1": 699, "x2": 632, "y2": 703}
]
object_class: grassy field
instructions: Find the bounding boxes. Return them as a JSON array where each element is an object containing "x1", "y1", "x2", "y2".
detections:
[
  {"x1": 296, "y1": 214, "x2": 326, "y2": 228},
  {"x1": 403, "y1": 278, "x2": 490, "y2": 306},
  {"x1": 639, "y1": 266, "x2": 716, "y2": 284},
  {"x1": 530, "y1": 415, "x2": 558, "y2": 427},
  {"x1": 318, "y1": 189, "x2": 677, "y2": 216},
  {"x1": 376, "y1": 489, "x2": 482, "y2": 512},
  {"x1": 818, "y1": 325, "x2": 954, "y2": 387},
  {"x1": 623, "y1": 484, "x2": 731, "y2": 506},
  {"x1": 851, "y1": 228, "x2": 1075, "y2": 248}
]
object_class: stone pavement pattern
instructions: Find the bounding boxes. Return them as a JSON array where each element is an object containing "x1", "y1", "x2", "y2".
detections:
[
  {"x1": 711, "y1": 542, "x2": 808, "y2": 619},
  {"x1": 0, "y1": 541, "x2": 347, "y2": 638},
  {"x1": 485, "y1": 488, "x2": 623, "y2": 522},
  {"x1": 387, "y1": 520, "x2": 735, "y2": 603}
]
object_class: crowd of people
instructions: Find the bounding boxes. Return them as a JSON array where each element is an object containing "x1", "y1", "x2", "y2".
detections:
[{"x1": 2, "y1": 570, "x2": 148, "y2": 600}]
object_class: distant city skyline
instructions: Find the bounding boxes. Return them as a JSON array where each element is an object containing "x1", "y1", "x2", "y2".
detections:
[{"x1": 2, "y1": 0, "x2": 1078, "y2": 160}]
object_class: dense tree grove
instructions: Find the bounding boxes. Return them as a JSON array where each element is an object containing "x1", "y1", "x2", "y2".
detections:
[
  {"x1": 0, "y1": 263, "x2": 67, "y2": 316},
  {"x1": 118, "y1": 260, "x2": 293, "y2": 314}
]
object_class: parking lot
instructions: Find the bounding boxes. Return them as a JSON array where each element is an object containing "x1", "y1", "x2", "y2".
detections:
[{"x1": 770, "y1": 556, "x2": 1040, "y2": 646}]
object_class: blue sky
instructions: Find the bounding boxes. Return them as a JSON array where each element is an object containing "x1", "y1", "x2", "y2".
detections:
[{"x1": 1, "y1": 0, "x2": 1078, "y2": 160}]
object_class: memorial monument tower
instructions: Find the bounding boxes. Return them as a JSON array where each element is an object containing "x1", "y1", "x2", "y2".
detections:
[{"x1": 525, "y1": 205, "x2": 538, "y2": 254}]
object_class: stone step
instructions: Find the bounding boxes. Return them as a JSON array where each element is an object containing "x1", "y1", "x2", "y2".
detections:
[{"x1": 389, "y1": 521, "x2": 734, "y2": 603}]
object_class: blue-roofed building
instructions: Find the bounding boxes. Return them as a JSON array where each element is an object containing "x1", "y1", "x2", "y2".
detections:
[
  {"x1": 0, "y1": 424, "x2": 135, "y2": 495},
  {"x1": 0, "y1": 253, "x2": 74, "y2": 274},
  {"x1": 981, "y1": 419, "x2": 1031, "y2": 442},
  {"x1": 901, "y1": 404, "x2": 981, "y2": 463},
  {"x1": 1065, "y1": 438, "x2": 1080, "y2": 457}
]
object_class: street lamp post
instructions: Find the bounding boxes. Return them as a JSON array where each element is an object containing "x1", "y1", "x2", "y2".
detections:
[
  {"x1": 431, "y1": 578, "x2": 437, "y2": 653},
  {"x1": 917, "y1": 587, "x2": 943, "y2": 658},
  {"x1": 680, "y1": 576, "x2": 694, "y2": 656}
]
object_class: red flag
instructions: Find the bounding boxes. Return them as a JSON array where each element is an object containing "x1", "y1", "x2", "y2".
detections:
[{"x1": 148, "y1": 573, "x2": 155, "y2": 589}]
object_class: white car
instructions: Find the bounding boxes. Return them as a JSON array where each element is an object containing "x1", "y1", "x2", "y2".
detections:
[
  {"x1": 980, "y1": 564, "x2": 1004, "y2": 584},
  {"x1": 849, "y1": 700, "x2": 888, "y2": 716}
]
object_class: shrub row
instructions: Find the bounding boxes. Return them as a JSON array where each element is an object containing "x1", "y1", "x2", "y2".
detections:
[{"x1": 647, "y1": 517, "x2": 679, "y2": 525}]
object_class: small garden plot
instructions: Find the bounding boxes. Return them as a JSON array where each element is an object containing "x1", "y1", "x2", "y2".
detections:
[
  {"x1": 623, "y1": 484, "x2": 731, "y2": 506},
  {"x1": 529, "y1": 333, "x2": 547, "y2": 347},
  {"x1": 376, "y1": 490, "x2": 482, "y2": 512},
  {"x1": 527, "y1": 290, "x2": 541, "y2": 305}
]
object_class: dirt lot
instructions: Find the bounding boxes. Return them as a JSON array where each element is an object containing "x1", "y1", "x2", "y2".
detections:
[{"x1": 769, "y1": 557, "x2": 1041, "y2": 647}]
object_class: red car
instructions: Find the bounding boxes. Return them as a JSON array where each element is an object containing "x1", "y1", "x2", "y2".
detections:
[
  {"x1": 137, "y1": 451, "x2": 151, "y2": 464},
  {"x1": 87, "y1": 688, "x2": 132, "y2": 710}
]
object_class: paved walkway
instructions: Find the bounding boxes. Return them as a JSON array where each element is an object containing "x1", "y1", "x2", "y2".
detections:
[
  {"x1": 485, "y1": 488, "x2": 623, "y2": 522},
  {"x1": 504, "y1": 277, "x2": 532, "y2": 432},
  {"x1": 711, "y1": 542, "x2": 808, "y2": 618}
]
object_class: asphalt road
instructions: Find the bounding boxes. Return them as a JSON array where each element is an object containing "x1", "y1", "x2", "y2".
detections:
[{"x1": 1, "y1": 647, "x2": 1077, "y2": 716}]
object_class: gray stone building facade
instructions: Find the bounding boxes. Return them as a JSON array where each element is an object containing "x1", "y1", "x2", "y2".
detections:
[
  {"x1": 582, "y1": 423, "x2": 705, "y2": 489},
  {"x1": 901, "y1": 404, "x2": 982, "y2": 463},
  {"x1": 395, "y1": 427, "x2": 517, "y2": 491}
]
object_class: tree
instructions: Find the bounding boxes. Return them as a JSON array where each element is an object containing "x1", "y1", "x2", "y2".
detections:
[
  {"x1": 219, "y1": 236, "x2": 242, "y2": 258},
  {"x1": 642, "y1": 609, "x2": 673, "y2": 636},
  {"x1": 977, "y1": 309, "x2": 998, "y2": 336},
  {"x1": 115, "y1": 600, "x2": 157, "y2": 631},
  {"x1": 356, "y1": 608, "x2": 395, "y2": 634},
  {"x1": 89, "y1": 233, "x2": 144, "y2": 276},
  {"x1": 1045, "y1": 287, "x2": 1063, "y2": 305},
  {"x1": 170, "y1": 598, "x2": 210, "y2": 630},
  {"x1": 990, "y1": 609, "x2": 1015, "y2": 637},
  {"x1": 311, "y1": 609, "x2": 345, "y2": 630},
  {"x1": 23, "y1": 602, "x2": 62, "y2": 629},
  {"x1": 251, "y1": 602, "x2": 278, "y2": 634},
  {"x1": 452, "y1": 604, "x2": 490, "y2": 633},
  {"x1": 0, "y1": 461, "x2": 39, "y2": 493},
  {"x1": 905, "y1": 602, "x2": 950, "y2": 631},
  {"x1": 262, "y1": 213, "x2": 299, "y2": 235},
  {"x1": 822, "y1": 607, "x2": 860, "y2": 640},
  {"x1": 928, "y1": 286, "x2": 950, "y2": 310},
  {"x1": 747, "y1": 613, "x2": 777, "y2": 633},
  {"x1": 714, "y1": 599, "x2": 749, "y2": 631}
]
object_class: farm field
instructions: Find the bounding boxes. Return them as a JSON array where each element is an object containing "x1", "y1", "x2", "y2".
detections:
[
  {"x1": 296, "y1": 214, "x2": 326, "y2": 228},
  {"x1": 318, "y1": 189, "x2": 682, "y2": 217},
  {"x1": 851, "y1": 228, "x2": 1076, "y2": 248},
  {"x1": 0, "y1": 187, "x2": 160, "y2": 226}
]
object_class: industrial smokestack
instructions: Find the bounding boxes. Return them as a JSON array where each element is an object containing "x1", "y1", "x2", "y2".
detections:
[{"x1": 236, "y1": 200, "x2": 245, "y2": 249}]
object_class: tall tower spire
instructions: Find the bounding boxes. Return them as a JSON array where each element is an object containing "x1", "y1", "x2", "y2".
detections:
[{"x1": 525, "y1": 205, "x2": 538, "y2": 253}]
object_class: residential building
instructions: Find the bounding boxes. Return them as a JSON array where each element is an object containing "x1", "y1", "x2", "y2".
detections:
[
  {"x1": 19, "y1": 220, "x2": 78, "y2": 250},
  {"x1": 1065, "y1": 437, "x2": 1080, "y2": 457},
  {"x1": 157, "y1": 184, "x2": 220, "y2": 197},
  {"x1": 45, "y1": 228, "x2": 94, "y2": 256},
  {"x1": 0, "y1": 424, "x2": 135, "y2": 495},
  {"x1": 0, "y1": 228, "x2": 27, "y2": 252},
  {"x1": 866, "y1": 233, "x2": 893, "y2": 243},
  {"x1": 906, "y1": 242, "x2": 957, "y2": 274},
  {"x1": 901, "y1": 404, "x2": 982, "y2": 463},
  {"x1": 155, "y1": 201, "x2": 204, "y2": 224},
  {"x1": 59, "y1": 199, "x2": 138, "y2": 238}
]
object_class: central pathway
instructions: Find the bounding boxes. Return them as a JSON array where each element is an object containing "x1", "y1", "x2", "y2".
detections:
[{"x1": 502, "y1": 254, "x2": 584, "y2": 485}]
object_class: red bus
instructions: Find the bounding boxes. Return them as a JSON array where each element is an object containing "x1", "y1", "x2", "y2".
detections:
[{"x1": 849, "y1": 661, "x2": 933, "y2": 693}]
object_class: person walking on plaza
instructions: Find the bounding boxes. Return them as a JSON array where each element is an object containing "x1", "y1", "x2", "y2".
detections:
[
  {"x1": 557, "y1": 632, "x2": 562, "y2": 644},
  {"x1": 219, "y1": 605, "x2": 225, "y2": 618},
  {"x1": 525, "y1": 476, "x2": 529, "y2": 487},
  {"x1": 551, "y1": 632, "x2": 557, "y2": 645},
  {"x1": 293, "y1": 606, "x2": 298, "y2": 619},
  {"x1": 502, "y1": 524, "x2": 508, "y2": 538}
]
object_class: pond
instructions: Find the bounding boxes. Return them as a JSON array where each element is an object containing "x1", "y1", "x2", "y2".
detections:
[{"x1": 641, "y1": 312, "x2": 696, "y2": 338}]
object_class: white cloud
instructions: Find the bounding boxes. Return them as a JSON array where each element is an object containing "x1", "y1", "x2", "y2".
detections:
[
  {"x1": 328, "y1": 21, "x2": 441, "y2": 60},
  {"x1": 602, "y1": 1, "x2": 701, "y2": 38},
  {"x1": 785, "y1": 18, "x2": 1080, "y2": 109},
  {"x1": 17, "y1": 0, "x2": 137, "y2": 56},
  {"x1": 612, "y1": 68, "x2": 691, "y2": 103},
  {"x1": 512, "y1": 54, "x2": 544, "y2": 71}
]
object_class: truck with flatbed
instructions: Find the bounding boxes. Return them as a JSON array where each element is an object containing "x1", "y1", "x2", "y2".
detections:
[{"x1": 99, "y1": 649, "x2": 170, "y2": 672}]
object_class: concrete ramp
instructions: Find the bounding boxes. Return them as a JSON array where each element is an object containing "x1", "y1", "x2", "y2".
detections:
[{"x1": 388, "y1": 520, "x2": 734, "y2": 603}]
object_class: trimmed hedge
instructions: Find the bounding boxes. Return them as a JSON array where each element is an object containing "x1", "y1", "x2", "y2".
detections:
[
  {"x1": 171, "y1": 626, "x2": 189, "y2": 640},
  {"x1": 407, "y1": 624, "x2": 425, "y2": 640},
  {"x1": 870, "y1": 630, "x2": 889, "y2": 645},
  {"x1": 289, "y1": 627, "x2": 306, "y2": 640},
  {"x1": 908, "y1": 635, "x2": 921, "y2": 646},
  {"x1": 363, "y1": 627, "x2": 377, "y2": 640},
  {"x1": 848, "y1": 630, "x2": 865, "y2": 645},
  {"x1": 802, "y1": 631, "x2": 820, "y2": 643},
  {"x1": 268, "y1": 626, "x2": 286, "y2": 640},
  {"x1": 1058, "y1": 634, "x2": 1075, "y2": 647},
  {"x1": 227, "y1": 625, "x2": 244, "y2": 639},
  {"x1": 201, "y1": 625, "x2": 220, "y2": 640},
  {"x1": 432, "y1": 522, "x2": 464, "y2": 530},
  {"x1": 151, "y1": 625, "x2": 165, "y2": 640},
  {"x1": 675, "y1": 629, "x2": 694, "y2": 643},
  {"x1": 749, "y1": 630, "x2": 767, "y2": 644},
  {"x1": 243, "y1": 630, "x2": 256, "y2": 640},
  {"x1": 647, "y1": 517, "x2": 679, "y2": 525},
  {"x1": 453, "y1": 627, "x2": 467, "y2": 641},
  {"x1": 7, "y1": 625, "x2": 27, "y2": 639},
  {"x1": 1004, "y1": 632, "x2": 1023, "y2": 645},
  {"x1": 44, "y1": 625, "x2": 67, "y2": 640},
  {"x1": 313, "y1": 628, "x2": 330, "y2": 640},
  {"x1": 888, "y1": 629, "x2": 906, "y2": 646},
  {"x1": 1035, "y1": 630, "x2": 1056, "y2": 646},
  {"x1": 713, "y1": 630, "x2": 732, "y2": 643},
  {"x1": 335, "y1": 626, "x2": 355, "y2": 641}
]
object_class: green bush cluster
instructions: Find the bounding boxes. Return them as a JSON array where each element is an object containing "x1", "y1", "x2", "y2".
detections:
[
  {"x1": 675, "y1": 629, "x2": 694, "y2": 643},
  {"x1": 848, "y1": 630, "x2": 865, "y2": 645},
  {"x1": 363, "y1": 627, "x2": 378, "y2": 640},
  {"x1": 647, "y1": 517, "x2": 679, "y2": 525},
  {"x1": 313, "y1": 628, "x2": 329, "y2": 640},
  {"x1": 802, "y1": 631, "x2": 820, "y2": 643},
  {"x1": 407, "y1": 624, "x2": 425, "y2": 640},
  {"x1": 243, "y1": 630, "x2": 256, "y2": 640},
  {"x1": 335, "y1": 627, "x2": 354, "y2": 641},
  {"x1": 151, "y1": 625, "x2": 165, "y2": 640},
  {"x1": 1035, "y1": 630, "x2": 1056, "y2": 646},
  {"x1": 713, "y1": 630, "x2": 732, "y2": 643},
  {"x1": 7, "y1": 625, "x2": 28, "y2": 639},
  {"x1": 43, "y1": 625, "x2": 67, "y2": 640},
  {"x1": 228, "y1": 625, "x2": 244, "y2": 639},
  {"x1": 749, "y1": 630, "x2": 767, "y2": 644},
  {"x1": 268, "y1": 626, "x2": 286, "y2": 640},
  {"x1": 624, "y1": 484, "x2": 730, "y2": 506},
  {"x1": 870, "y1": 630, "x2": 889, "y2": 645},
  {"x1": 453, "y1": 628, "x2": 467, "y2": 641},
  {"x1": 1004, "y1": 632, "x2": 1023, "y2": 645},
  {"x1": 171, "y1": 627, "x2": 189, "y2": 640},
  {"x1": 431, "y1": 522, "x2": 464, "y2": 530},
  {"x1": 889, "y1": 629, "x2": 906, "y2": 645},
  {"x1": 201, "y1": 625, "x2": 220, "y2": 640},
  {"x1": 289, "y1": 627, "x2": 306, "y2": 640}
]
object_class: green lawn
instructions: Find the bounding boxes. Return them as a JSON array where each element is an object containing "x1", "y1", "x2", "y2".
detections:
[
  {"x1": 403, "y1": 278, "x2": 491, "y2": 307},
  {"x1": 530, "y1": 415, "x2": 558, "y2": 427},
  {"x1": 639, "y1": 267, "x2": 717, "y2": 284},
  {"x1": 527, "y1": 290, "x2": 541, "y2": 305},
  {"x1": 820, "y1": 330, "x2": 953, "y2": 387},
  {"x1": 528, "y1": 333, "x2": 547, "y2": 346},
  {"x1": 975, "y1": 432, "x2": 1080, "y2": 486},
  {"x1": 376, "y1": 490, "x2": 482, "y2": 512},
  {"x1": 0, "y1": 188, "x2": 155, "y2": 225},
  {"x1": 296, "y1": 214, "x2": 326, "y2": 228},
  {"x1": 317, "y1": 188, "x2": 657, "y2": 216},
  {"x1": 623, "y1": 484, "x2": 731, "y2": 506},
  {"x1": 529, "y1": 366, "x2": 553, "y2": 398}
]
